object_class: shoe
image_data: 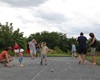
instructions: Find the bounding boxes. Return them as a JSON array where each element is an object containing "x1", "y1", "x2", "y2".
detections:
[
  {"x1": 78, "y1": 61, "x2": 81, "y2": 64},
  {"x1": 20, "y1": 64, "x2": 24, "y2": 67},
  {"x1": 40, "y1": 61, "x2": 42, "y2": 65}
]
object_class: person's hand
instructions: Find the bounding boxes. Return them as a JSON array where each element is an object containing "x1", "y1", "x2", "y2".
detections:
[{"x1": 6, "y1": 63, "x2": 12, "y2": 67}]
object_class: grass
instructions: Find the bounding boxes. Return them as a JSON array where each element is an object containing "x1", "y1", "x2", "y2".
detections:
[
  {"x1": 47, "y1": 53, "x2": 71, "y2": 57},
  {"x1": 86, "y1": 51, "x2": 100, "y2": 65},
  {"x1": 86, "y1": 56, "x2": 100, "y2": 65}
]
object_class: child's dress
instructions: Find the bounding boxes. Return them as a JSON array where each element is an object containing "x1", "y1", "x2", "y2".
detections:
[{"x1": 19, "y1": 53, "x2": 23, "y2": 62}]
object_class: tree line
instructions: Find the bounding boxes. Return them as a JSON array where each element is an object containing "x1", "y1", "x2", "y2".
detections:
[{"x1": 0, "y1": 22, "x2": 100, "y2": 52}]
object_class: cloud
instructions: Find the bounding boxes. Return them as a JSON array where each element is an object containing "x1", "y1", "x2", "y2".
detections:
[
  {"x1": 0, "y1": 0, "x2": 48, "y2": 7},
  {"x1": 35, "y1": 9, "x2": 67, "y2": 24},
  {"x1": 0, "y1": 0, "x2": 100, "y2": 40}
]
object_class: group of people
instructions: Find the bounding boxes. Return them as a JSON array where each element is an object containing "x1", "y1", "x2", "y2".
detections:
[
  {"x1": 28, "y1": 39, "x2": 49, "y2": 65},
  {"x1": 0, "y1": 32, "x2": 97, "y2": 67},
  {"x1": 0, "y1": 39, "x2": 49, "y2": 67},
  {"x1": 76, "y1": 32, "x2": 96, "y2": 65}
]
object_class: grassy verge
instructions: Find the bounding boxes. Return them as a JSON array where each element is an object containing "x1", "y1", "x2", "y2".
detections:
[
  {"x1": 86, "y1": 56, "x2": 100, "y2": 66},
  {"x1": 47, "y1": 53, "x2": 71, "y2": 57}
]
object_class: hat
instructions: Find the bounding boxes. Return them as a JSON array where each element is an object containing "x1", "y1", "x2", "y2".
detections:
[{"x1": 20, "y1": 49, "x2": 24, "y2": 52}]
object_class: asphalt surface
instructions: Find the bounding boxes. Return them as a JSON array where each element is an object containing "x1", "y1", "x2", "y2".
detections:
[{"x1": 0, "y1": 57, "x2": 100, "y2": 80}]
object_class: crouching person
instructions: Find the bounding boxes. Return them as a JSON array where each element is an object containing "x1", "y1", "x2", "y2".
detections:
[{"x1": 0, "y1": 47, "x2": 13, "y2": 67}]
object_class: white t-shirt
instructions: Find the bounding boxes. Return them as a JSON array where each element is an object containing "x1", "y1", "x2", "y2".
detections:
[{"x1": 41, "y1": 46, "x2": 48, "y2": 54}]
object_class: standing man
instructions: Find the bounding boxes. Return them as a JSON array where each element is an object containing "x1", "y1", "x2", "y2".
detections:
[
  {"x1": 29, "y1": 39, "x2": 36, "y2": 59},
  {"x1": 77, "y1": 32, "x2": 88, "y2": 64}
]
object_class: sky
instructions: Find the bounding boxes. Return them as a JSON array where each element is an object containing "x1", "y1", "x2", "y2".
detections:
[{"x1": 0, "y1": 0, "x2": 100, "y2": 40}]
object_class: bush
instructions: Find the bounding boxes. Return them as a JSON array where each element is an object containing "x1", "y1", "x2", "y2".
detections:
[{"x1": 53, "y1": 46, "x2": 64, "y2": 54}]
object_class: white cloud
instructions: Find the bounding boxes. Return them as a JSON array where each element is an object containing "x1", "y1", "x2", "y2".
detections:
[{"x1": 0, "y1": 0, "x2": 100, "y2": 39}]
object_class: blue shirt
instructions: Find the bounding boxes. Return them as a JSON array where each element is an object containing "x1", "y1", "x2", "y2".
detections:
[{"x1": 77, "y1": 36, "x2": 87, "y2": 48}]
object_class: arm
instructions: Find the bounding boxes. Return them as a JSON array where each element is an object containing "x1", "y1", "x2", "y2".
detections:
[
  {"x1": 90, "y1": 37, "x2": 96, "y2": 45},
  {"x1": 46, "y1": 47, "x2": 49, "y2": 54},
  {"x1": 9, "y1": 55, "x2": 13, "y2": 61},
  {"x1": 5, "y1": 54, "x2": 11, "y2": 66}
]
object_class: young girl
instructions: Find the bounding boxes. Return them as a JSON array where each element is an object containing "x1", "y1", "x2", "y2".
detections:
[
  {"x1": 40, "y1": 42, "x2": 49, "y2": 65},
  {"x1": 19, "y1": 49, "x2": 24, "y2": 67}
]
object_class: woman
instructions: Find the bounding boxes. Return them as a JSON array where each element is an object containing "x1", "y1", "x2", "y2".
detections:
[
  {"x1": 13, "y1": 43, "x2": 20, "y2": 58},
  {"x1": 89, "y1": 33, "x2": 97, "y2": 65},
  {"x1": 0, "y1": 47, "x2": 13, "y2": 67}
]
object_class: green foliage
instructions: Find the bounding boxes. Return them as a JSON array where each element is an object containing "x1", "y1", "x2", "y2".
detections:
[
  {"x1": 9, "y1": 51, "x2": 14, "y2": 56},
  {"x1": 0, "y1": 22, "x2": 100, "y2": 53},
  {"x1": 86, "y1": 56, "x2": 100, "y2": 65},
  {"x1": 53, "y1": 46, "x2": 62, "y2": 53},
  {"x1": 96, "y1": 40, "x2": 100, "y2": 51},
  {"x1": 0, "y1": 22, "x2": 26, "y2": 50}
]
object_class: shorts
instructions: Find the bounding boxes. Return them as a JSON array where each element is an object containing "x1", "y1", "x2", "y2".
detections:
[
  {"x1": 71, "y1": 51, "x2": 76, "y2": 54},
  {"x1": 41, "y1": 54, "x2": 47, "y2": 61},
  {"x1": 0, "y1": 59, "x2": 7, "y2": 63},
  {"x1": 36, "y1": 48, "x2": 39, "y2": 54},
  {"x1": 0, "y1": 59, "x2": 11, "y2": 63},
  {"x1": 90, "y1": 47, "x2": 96, "y2": 56},
  {"x1": 18, "y1": 57, "x2": 23, "y2": 62},
  {"x1": 30, "y1": 49, "x2": 36, "y2": 55},
  {"x1": 14, "y1": 49, "x2": 19, "y2": 53},
  {"x1": 77, "y1": 47, "x2": 87, "y2": 54}
]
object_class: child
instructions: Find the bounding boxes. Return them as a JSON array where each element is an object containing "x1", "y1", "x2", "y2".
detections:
[
  {"x1": 71, "y1": 43, "x2": 77, "y2": 58},
  {"x1": 19, "y1": 49, "x2": 24, "y2": 67},
  {"x1": 40, "y1": 42, "x2": 49, "y2": 65}
]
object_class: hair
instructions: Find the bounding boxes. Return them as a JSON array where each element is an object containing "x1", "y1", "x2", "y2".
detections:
[
  {"x1": 5, "y1": 46, "x2": 12, "y2": 51},
  {"x1": 42, "y1": 42, "x2": 46, "y2": 46},
  {"x1": 80, "y1": 32, "x2": 83, "y2": 35},
  {"x1": 89, "y1": 33, "x2": 94, "y2": 38}
]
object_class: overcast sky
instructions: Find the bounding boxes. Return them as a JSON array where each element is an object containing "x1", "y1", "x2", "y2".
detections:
[{"x1": 0, "y1": 0, "x2": 100, "y2": 40}]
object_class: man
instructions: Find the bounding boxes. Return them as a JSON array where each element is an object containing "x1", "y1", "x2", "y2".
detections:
[
  {"x1": 77, "y1": 32, "x2": 88, "y2": 64},
  {"x1": 0, "y1": 47, "x2": 13, "y2": 67},
  {"x1": 29, "y1": 39, "x2": 36, "y2": 59}
]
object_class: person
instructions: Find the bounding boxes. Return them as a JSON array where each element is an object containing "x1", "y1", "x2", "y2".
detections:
[
  {"x1": 71, "y1": 43, "x2": 77, "y2": 58},
  {"x1": 26, "y1": 42, "x2": 30, "y2": 54},
  {"x1": 0, "y1": 47, "x2": 13, "y2": 67},
  {"x1": 13, "y1": 43, "x2": 20, "y2": 58},
  {"x1": 77, "y1": 32, "x2": 88, "y2": 64},
  {"x1": 35, "y1": 42, "x2": 40, "y2": 57},
  {"x1": 89, "y1": 33, "x2": 97, "y2": 65},
  {"x1": 29, "y1": 39, "x2": 36, "y2": 59},
  {"x1": 40, "y1": 42, "x2": 49, "y2": 65},
  {"x1": 18, "y1": 49, "x2": 24, "y2": 67}
]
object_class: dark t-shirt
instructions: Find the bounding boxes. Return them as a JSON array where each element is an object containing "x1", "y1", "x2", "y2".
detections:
[
  {"x1": 77, "y1": 36, "x2": 87, "y2": 48},
  {"x1": 91, "y1": 38, "x2": 96, "y2": 48}
]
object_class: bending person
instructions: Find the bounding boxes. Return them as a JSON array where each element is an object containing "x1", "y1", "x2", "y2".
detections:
[{"x1": 0, "y1": 47, "x2": 13, "y2": 67}]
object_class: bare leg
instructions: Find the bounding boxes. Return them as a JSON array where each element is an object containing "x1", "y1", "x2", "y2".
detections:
[
  {"x1": 92, "y1": 56, "x2": 96, "y2": 65},
  {"x1": 82, "y1": 54, "x2": 85, "y2": 64},
  {"x1": 72, "y1": 53, "x2": 74, "y2": 58},
  {"x1": 78, "y1": 54, "x2": 81, "y2": 64}
]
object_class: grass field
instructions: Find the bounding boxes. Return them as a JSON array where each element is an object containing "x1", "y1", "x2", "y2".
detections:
[{"x1": 86, "y1": 56, "x2": 100, "y2": 65}]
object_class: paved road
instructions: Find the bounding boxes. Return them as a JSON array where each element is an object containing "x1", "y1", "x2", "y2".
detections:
[{"x1": 0, "y1": 57, "x2": 100, "y2": 80}]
